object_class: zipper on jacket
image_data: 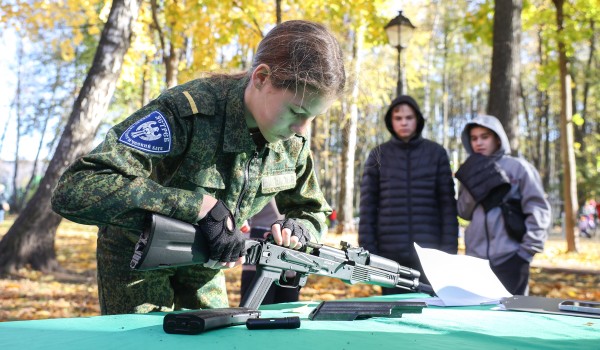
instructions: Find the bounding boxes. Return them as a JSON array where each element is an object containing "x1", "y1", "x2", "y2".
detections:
[
  {"x1": 485, "y1": 213, "x2": 491, "y2": 261},
  {"x1": 235, "y1": 151, "x2": 258, "y2": 218},
  {"x1": 407, "y1": 148, "x2": 413, "y2": 256}
]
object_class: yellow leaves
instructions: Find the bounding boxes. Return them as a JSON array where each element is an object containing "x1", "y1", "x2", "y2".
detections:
[
  {"x1": 566, "y1": 289, "x2": 579, "y2": 298},
  {"x1": 59, "y1": 39, "x2": 76, "y2": 61},
  {"x1": 0, "y1": 220, "x2": 99, "y2": 321},
  {"x1": 98, "y1": 0, "x2": 112, "y2": 22},
  {"x1": 0, "y1": 277, "x2": 100, "y2": 321},
  {"x1": 4, "y1": 282, "x2": 21, "y2": 292},
  {"x1": 527, "y1": 238, "x2": 600, "y2": 301},
  {"x1": 4, "y1": 0, "x2": 107, "y2": 65},
  {"x1": 32, "y1": 11, "x2": 57, "y2": 31},
  {"x1": 534, "y1": 238, "x2": 600, "y2": 271},
  {"x1": 88, "y1": 24, "x2": 100, "y2": 36},
  {"x1": 35, "y1": 310, "x2": 52, "y2": 318},
  {"x1": 120, "y1": 51, "x2": 145, "y2": 85},
  {"x1": 328, "y1": 3, "x2": 341, "y2": 12},
  {"x1": 72, "y1": 29, "x2": 84, "y2": 45},
  {"x1": 572, "y1": 113, "x2": 585, "y2": 126},
  {"x1": 1, "y1": 218, "x2": 600, "y2": 321},
  {"x1": 228, "y1": 7, "x2": 244, "y2": 20}
]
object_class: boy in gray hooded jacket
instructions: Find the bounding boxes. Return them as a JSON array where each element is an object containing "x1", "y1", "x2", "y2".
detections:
[{"x1": 456, "y1": 115, "x2": 551, "y2": 295}]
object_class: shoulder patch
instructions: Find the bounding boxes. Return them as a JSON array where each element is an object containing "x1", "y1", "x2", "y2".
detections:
[{"x1": 118, "y1": 111, "x2": 172, "y2": 154}]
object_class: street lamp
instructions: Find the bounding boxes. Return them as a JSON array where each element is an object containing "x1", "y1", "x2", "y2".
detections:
[{"x1": 385, "y1": 11, "x2": 416, "y2": 97}]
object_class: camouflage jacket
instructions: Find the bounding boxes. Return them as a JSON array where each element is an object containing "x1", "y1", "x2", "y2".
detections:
[{"x1": 52, "y1": 76, "x2": 331, "y2": 242}]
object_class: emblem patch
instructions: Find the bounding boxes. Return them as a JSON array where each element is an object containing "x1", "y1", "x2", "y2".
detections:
[{"x1": 118, "y1": 111, "x2": 172, "y2": 154}]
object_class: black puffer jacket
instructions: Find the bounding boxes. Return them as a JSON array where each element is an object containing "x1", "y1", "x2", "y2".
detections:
[{"x1": 359, "y1": 96, "x2": 458, "y2": 274}]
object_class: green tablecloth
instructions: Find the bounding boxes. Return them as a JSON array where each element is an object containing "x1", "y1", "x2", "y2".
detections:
[{"x1": 1, "y1": 294, "x2": 598, "y2": 350}]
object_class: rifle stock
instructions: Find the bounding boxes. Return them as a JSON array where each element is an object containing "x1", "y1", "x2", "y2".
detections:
[
  {"x1": 131, "y1": 214, "x2": 433, "y2": 309},
  {"x1": 130, "y1": 213, "x2": 208, "y2": 270}
]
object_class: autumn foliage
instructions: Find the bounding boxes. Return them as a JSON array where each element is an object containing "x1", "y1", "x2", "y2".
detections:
[{"x1": 0, "y1": 217, "x2": 599, "y2": 321}]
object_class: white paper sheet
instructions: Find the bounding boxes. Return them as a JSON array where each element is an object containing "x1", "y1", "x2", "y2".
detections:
[{"x1": 413, "y1": 243, "x2": 512, "y2": 306}]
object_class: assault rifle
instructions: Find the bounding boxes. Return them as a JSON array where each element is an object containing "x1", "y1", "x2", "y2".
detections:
[{"x1": 130, "y1": 214, "x2": 433, "y2": 309}]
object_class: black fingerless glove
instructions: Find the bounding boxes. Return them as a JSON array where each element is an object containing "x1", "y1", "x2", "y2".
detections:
[
  {"x1": 273, "y1": 218, "x2": 311, "y2": 247},
  {"x1": 198, "y1": 200, "x2": 246, "y2": 262}
]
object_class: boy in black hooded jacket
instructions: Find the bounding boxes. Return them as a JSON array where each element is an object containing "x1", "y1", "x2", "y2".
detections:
[{"x1": 359, "y1": 95, "x2": 458, "y2": 294}]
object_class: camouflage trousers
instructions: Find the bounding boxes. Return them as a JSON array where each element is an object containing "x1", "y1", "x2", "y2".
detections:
[{"x1": 96, "y1": 227, "x2": 229, "y2": 315}]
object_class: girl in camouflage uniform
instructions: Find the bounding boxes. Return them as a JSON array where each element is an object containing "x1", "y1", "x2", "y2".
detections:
[{"x1": 52, "y1": 20, "x2": 345, "y2": 315}]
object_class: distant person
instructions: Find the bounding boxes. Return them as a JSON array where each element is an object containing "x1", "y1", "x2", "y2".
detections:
[
  {"x1": 240, "y1": 199, "x2": 300, "y2": 304},
  {"x1": 359, "y1": 95, "x2": 459, "y2": 295},
  {"x1": 329, "y1": 209, "x2": 337, "y2": 229},
  {"x1": 0, "y1": 184, "x2": 8, "y2": 223},
  {"x1": 578, "y1": 199, "x2": 597, "y2": 238},
  {"x1": 456, "y1": 115, "x2": 551, "y2": 295}
]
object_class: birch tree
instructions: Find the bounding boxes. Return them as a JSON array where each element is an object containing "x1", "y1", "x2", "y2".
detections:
[{"x1": 0, "y1": 0, "x2": 143, "y2": 273}]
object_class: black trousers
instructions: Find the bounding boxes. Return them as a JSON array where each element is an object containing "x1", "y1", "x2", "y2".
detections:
[{"x1": 491, "y1": 252, "x2": 530, "y2": 295}]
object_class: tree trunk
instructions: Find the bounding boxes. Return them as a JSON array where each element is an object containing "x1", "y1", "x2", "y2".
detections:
[
  {"x1": 520, "y1": 79, "x2": 534, "y2": 161},
  {"x1": 422, "y1": 12, "x2": 439, "y2": 137},
  {"x1": 553, "y1": 0, "x2": 578, "y2": 253},
  {"x1": 141, "y1": 55, "x2": 151, "y2": 106},
  {"x1": 542, "y1": 99, "x2": 551, "y2": 190},
  {"x1": 535, "y1": 28, "x2": 552, "y2": 188},
  {"x1": 0, "y1": 0, "x2": 142, "y2": 275},
  {"x1": 150, "y1": 0, "x2": 181, "y2": 88},
  {"x1": 322, "y1": 114, "x2": 332, "y2": 206},
  {"x1": 165, "y1": 45, "x2": 179, "y2": 88},
  {"x1": 276, "y1": 0, "x2": 282, "y2": 24},
  {"x1": 11, "y1": 37, "x2": 24, "y2": 212},
  {"x1": 0, "y1": 110, "x2": 10, "y2": 155},
  {"x1": 487, "y1": 0, "x2": 522, "y2": 153},
  {"x1": 580, "y1": 19, "x2": 596, "y2": 179},
  {"x1": 441, "y1": 32, "x2": 449, "y2": 150},
  {"x1": 581, "y1": 20, "x2": 595, "y2": 124},
  {"x1": 534, "y1": 29, "x2": 545, "y2": 171},
  {"x1": 21, "y1": 65, "x2": 64, "y2": 207},
  {"x1": 570, "y1": 61, "x2": 584, "y2": 149},
  {"x1": 336, "y1": 25, "x2": 364, "y2": 235}
]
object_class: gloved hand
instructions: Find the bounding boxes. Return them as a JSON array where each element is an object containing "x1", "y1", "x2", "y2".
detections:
[
  {"x1": 197, "y1": 200, "x2": 246, "y2": 262},
  {"x1": 271, "y1": 218, "x2": 311, "y2": 249}
]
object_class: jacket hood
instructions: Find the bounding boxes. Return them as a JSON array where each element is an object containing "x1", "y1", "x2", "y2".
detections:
[
  {"x1": 384, "y1": 95, "x2": 425, "y2": 140},
  {"x1": 461, "y1": 114, "x2": 511, "y2": 155}
]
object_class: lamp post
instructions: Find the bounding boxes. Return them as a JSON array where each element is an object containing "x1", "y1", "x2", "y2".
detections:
[{"x1": 385, "y1": 11, "x2": 416, "y2": 97}]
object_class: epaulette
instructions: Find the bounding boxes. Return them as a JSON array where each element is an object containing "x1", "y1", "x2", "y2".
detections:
[{"x1": 162, "y1": 80, "x2": 217, "y2": 118}]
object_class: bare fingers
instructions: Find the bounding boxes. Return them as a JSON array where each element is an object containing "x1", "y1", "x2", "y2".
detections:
[{"x1": 267, "y1": 224, "x2": 302, "y2": 249}]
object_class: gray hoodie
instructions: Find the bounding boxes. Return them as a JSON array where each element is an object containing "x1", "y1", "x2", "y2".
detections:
[{"x1": 457, "y1": 115, "x2": 551, "y2": 264}]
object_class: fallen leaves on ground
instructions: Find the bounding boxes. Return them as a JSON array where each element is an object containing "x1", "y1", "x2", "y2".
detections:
[
  {"x1": 0, "y1": 217, "x2": 598, "y2": 321},
  {"x1": 0, "y1": 275, "x2": 98, "y2": 321}
]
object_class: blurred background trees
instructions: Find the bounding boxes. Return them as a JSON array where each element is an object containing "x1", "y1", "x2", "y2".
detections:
[{"x1": 0, "y1": 0, "x2": 598, "y2": 273}]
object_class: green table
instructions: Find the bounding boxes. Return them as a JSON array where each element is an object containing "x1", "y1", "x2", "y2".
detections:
[{"x1": 1, "y1": 294, "x2": 598, "y2": 350}]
